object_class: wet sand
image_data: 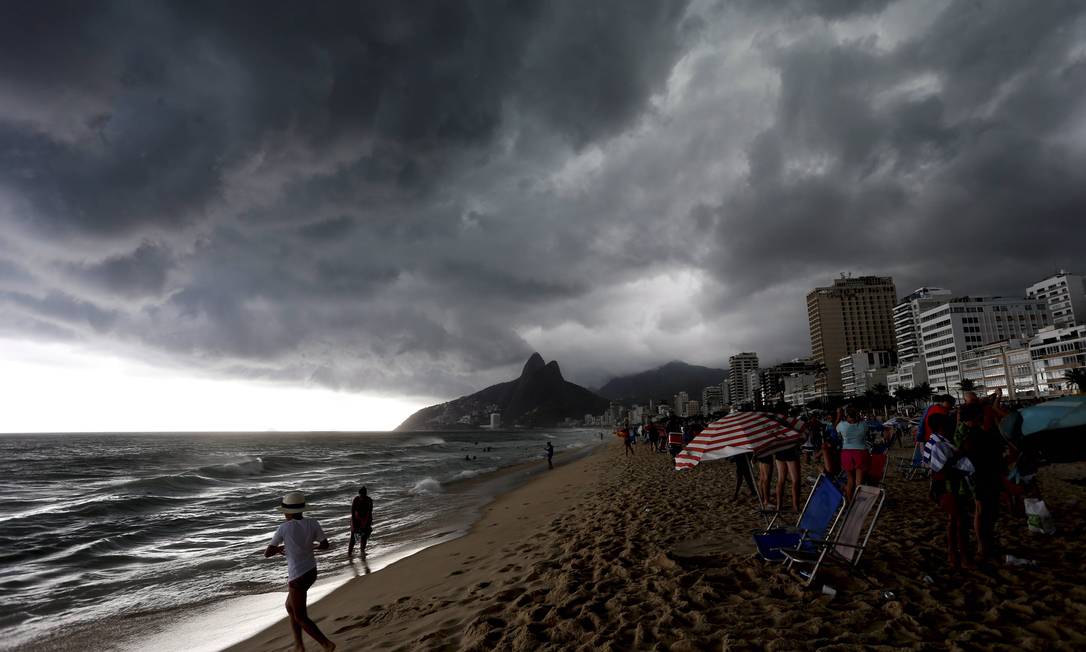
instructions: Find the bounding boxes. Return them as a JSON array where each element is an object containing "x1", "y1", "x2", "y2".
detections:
[{"x1": 229, "y1": 441, "x2": 1086, "y2": 651}]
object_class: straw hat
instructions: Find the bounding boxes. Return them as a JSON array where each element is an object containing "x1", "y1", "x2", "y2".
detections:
[{"x1": 277, "y1": 491, "x2": 307, "y2": 514}]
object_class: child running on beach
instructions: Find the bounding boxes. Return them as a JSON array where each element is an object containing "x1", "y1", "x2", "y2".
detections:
[{"x1": 264, "y1": 491, "x2": 336, "y2": 651}]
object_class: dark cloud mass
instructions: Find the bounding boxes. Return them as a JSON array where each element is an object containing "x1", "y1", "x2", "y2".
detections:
[{"x1": 1, "y1": 0, "x2": 1085, "y2": 398}]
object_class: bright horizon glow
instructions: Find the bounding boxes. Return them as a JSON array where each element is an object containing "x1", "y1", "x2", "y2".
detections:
[{"x1": 0, "y1": 339, "x2": 429, "y2": 433}]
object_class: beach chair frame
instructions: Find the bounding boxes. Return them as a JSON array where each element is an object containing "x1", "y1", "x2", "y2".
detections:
[
  {"x1": 781, "y1": 485, "x2": 886, "y2": 586},
  {"x1": 759, "y1": 472, "x2": 838, "y2": 531},
  {"x1": 753, "y1": 474, "x2": 845, "y2": 562},
  {"x1": 897, "y1": 441, "x2": 929, "y2": 479}
]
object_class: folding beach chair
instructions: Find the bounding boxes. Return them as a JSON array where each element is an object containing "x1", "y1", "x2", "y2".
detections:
[
  {"x1": 752, "y1": 474, "x2": 845, "y2": 562},
  {"x1": 781, "y1": 485, "x2": 886, "y2": 586},
  {"x1": 896, "y1": 441, "x2": 929, "y2": 479}
]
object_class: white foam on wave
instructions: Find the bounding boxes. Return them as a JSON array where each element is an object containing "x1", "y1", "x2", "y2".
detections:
[
  {"x1": 448, "y1": 467, "x2": 497, "y2": 482},
  {"x1": 401, "y1": 436, "x2": 447, "y2": 448},
  {"x1": 408, "y1": 477, "x2": 443, "y2": 495},
  {"x1": 204, "y1": 457, "x2": 264, "y2": 477}
]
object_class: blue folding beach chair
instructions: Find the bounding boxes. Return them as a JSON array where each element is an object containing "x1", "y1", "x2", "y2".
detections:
[{"x1": 753, "y1": 473, "x2": 845, "y2": 562}]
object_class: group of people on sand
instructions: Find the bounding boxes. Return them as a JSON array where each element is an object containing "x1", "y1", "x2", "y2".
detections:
[
  {"x1": 919, "y1": 390, "x2": 1014, "y2": 569},
  {"x1": 634, "y1": 388, "x2": 1024, "y2": 572},
  {"x1": 617, "y1": 413, "x2": 708, "y2": 458},
  {"x1": 261, "y1": 486, "x2": 374, "y2": 651}
]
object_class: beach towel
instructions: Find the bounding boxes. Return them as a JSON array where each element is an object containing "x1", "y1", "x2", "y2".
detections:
[{"x1": 923, "y1": 433, "x2": 975, "y2": 474}]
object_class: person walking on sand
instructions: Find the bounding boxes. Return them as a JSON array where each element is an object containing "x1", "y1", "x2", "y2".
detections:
[
  {"x1": 348, "y1": 486, "x2": 374, "y2": 559},
  {"x1": 545, "y1": 441, "x2": 554, "y2": 469},
  {"x1": 264, "y1": 491, "x2": 336, "y2": 652},
  {"x1": 732, "y1": 453, "x2": 756, "y2": 500},
  {"x1": 624, "y1": 427, "x2": 636, "y2": 457},
  {"x1": 774, "y1": 441, "x2": 802, "y2": 512},
  {"x1": 836, "y1": 406, "x2": 870, "y2": 501},
  {"x1": 927, "y1": 414, "x2": 972, "y2": 569}
]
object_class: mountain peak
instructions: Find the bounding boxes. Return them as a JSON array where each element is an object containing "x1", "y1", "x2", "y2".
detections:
[
  {"x1": 544, "y1": 359, "x2": 563, "y2": 380},
  {"x1": 395, "y1": 353, "x2": 608, "y2": 430},
  {"x1": 521, "y1": 352, "x2": 546, "y2": 377}
]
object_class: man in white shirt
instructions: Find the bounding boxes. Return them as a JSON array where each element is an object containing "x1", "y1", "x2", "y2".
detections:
[{"x1": 264, "y1": 491, "x2": 336, "y2": 651}]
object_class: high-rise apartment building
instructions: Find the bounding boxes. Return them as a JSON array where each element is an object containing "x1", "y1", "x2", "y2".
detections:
[
  {"x1": 894, "y1": 287, "x2": 953, "y2": 364},
  {"x1": 1027, "y1": 271, "x2": 1086, "y2": 328},
  {"x1": 674, "y1": 391, "x2": 690, "y2": 416},
  {"x1": 887, "y1": 287, "x2": 953, "y2": 391},
  {"x1": 701, "y1": 385, "x2": 723, "y2": 415},
  {"x1": 919, "y1": 296, "x2": 1049, "y2": 395},
  {"x1": 806, "y1": 275, "x2": 897, "y2": 395},
  {"x1": 728, "y1": 352, "x2": 759, "y2": 405},
  {"x1": 1030, "y1": 324, "x2": 1086, "y2": 396}
]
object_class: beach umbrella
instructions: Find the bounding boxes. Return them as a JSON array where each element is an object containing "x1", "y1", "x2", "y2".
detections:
[
  {"x1": 674, "y1": 412, "x2": 806, "y2": 516},
  {"x1": 1000, "y1": 396, "x2": 1086, "y2": 464},
  {"x1": 674, "y1": 411, "x2": 806, "y2": 470}
]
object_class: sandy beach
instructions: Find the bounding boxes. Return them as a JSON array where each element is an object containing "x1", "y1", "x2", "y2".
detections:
[{"x1": 229, "y1": 441, "x2": 1086, "y2": 651}]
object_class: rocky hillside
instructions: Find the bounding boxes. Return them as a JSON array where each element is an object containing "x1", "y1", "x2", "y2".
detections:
[{"x1": 395, "y1": 353, "x2": 610, "y2": 430}]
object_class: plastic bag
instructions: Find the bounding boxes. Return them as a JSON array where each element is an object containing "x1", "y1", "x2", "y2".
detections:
[{"x1": 1024, "y1": 498, "x2": 1056, "y2": 535}]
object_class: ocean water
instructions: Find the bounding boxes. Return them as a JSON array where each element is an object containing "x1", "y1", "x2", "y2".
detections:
[{"x1": 0, "y1": 429, "x2": 601, "y2": 650}]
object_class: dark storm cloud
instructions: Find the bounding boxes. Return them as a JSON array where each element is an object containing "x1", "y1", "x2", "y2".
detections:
[
  {"x1": 70, "y1": 240, "x2": 175, "y2": 297},
  {"x1": 704, "y1": 0, "x2": 1086, "y2": 303},
  {"x1": 2, "y1": 0, "x2": 1085, "y2": 397}
]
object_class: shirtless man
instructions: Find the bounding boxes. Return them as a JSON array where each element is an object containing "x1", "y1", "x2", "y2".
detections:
[{"x1": 264, "y1": 491, "x2": 335, "y2": 651}]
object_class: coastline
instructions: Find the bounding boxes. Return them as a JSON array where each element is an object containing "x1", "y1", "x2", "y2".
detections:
[
  {"x1": 225, "y1": 440, "x2": 611, "y2": 651},
  {"x1": 226, "y1": 441, "x2": 1086, "y2": 651},
  {"x1": 20, "y1": 436, "x2": 605, "y2": 652}
]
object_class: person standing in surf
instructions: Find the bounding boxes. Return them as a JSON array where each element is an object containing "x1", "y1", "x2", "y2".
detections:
[
  {"x1": 264, "y1": 491, "x2": 336, "y2": 652},
  {"x1": 348, "y1": 486, "x2": 374, "y2": 558},
  {"x1": 545, "y1": 441, "x2": 554, "y2": 469}
]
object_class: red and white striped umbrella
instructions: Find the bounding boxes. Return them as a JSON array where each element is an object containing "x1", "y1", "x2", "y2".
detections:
[{"x1": 675, "y1": 412, "x2": 806, "y2": 471}]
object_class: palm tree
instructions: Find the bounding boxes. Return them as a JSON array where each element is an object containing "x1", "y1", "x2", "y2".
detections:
[
  {"x1": 870, "y1": 383, "x2": 892, "y2": 418},
  {"x1": 957, "y1": 378, "x2": 980, "y2": 394},
  {"x1": 915, "y1": 382, "x2": 933, "y2": 404},
  {"x1": 1065, "y1": 367, "x2": 1086, "y2": 394}
]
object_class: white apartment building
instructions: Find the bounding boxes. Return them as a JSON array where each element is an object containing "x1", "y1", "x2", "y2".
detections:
[
  {"x1": 783, "y1": 372, "x2": 819, "y2": 407},
  {"x1": 1027, "y1": 271, "x2": 1086, "y2": 329},
  {"x1": 728, "y1": 352, "x2": 759, "y2": 405},
  {"x1": 1030, "y1": 324, "x2": 1086, "y2": 396},
  {"x1": 960, "y1": 339, "x2": 1037, "y2": 400},
  {"x1": 839, "y1": 350, "x2": 897, "y2": 398},
  {"x1": 919, "y1": 296, "x2": 1050, "y2": 395},
  {"x1": 887, "y1": 360, "x2": 927, "y2": 394},
  {"x1": 701, "y1": 385, "x2": 723, "y2": 415},
  {"x1": 887, "y1": 287, "x2": 952, "y2": 391},
  {"x1": 686, "y1": 400, "x2": 700, "y2": 417},
  {"x1": 894, "y1": 287, "x2": 954, "y2": 364}
]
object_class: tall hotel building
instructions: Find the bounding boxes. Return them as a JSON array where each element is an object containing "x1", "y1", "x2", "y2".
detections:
[{"x1": 806, "y1": 275, "x2": 897, "y2": 396}]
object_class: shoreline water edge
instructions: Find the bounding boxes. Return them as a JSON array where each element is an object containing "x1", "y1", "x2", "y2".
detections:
[
  {"x1": 4, "y1": 430, "x2": 605, "y2": 651},
  {"x1": 13, "y1": 433, "x2": 1086, "y2": 650},
  {"x1": 231, "y1": 439, "x2": 1086, "y2": 651}
]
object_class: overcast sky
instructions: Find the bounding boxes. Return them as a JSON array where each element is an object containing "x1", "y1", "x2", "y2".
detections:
[{"x1": 2, "y1": 1, "x2": 1085, "y2": 429}]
